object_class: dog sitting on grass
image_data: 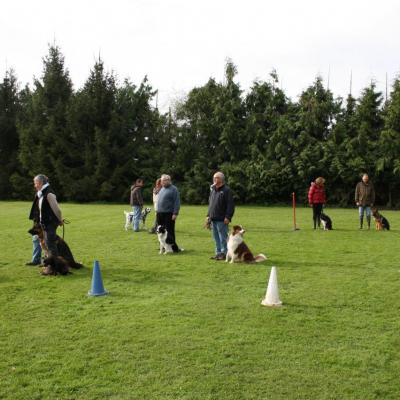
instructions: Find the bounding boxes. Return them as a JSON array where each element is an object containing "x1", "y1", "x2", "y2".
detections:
[
  {"x1": 28, "y1": 223, "x2": 83, "y2": 273},
  {"x1": 372, "y1": 208, "x2": 390, "y2": 230},
  {"x1": 226, "y1": 225, "x2": 267, "y2": 264}
]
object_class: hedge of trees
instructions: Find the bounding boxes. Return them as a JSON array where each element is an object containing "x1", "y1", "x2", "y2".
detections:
[{"x1": 1, "y1": 45, "x2": 400, "y2": 206}]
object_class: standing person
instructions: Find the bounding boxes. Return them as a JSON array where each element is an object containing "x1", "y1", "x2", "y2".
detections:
[
  {"x1": 149, "y1": 178, "x2": 162, "y2": 234},
  {"x1": 156, "y1": 174, "x2": 181, "y2": 252},
  {"x1": 308, "y1": 177, "x2": 326, "y2": 230},
  {"x1": 29, "y1": 174, "x2": 63, "y2": 258},
  {"x1": 206, "y1": 171, "x2": 235, "y2": 260},
  {"x1": 355, "y1": 173, "x2": 375, "y2": 229},
  {"x1": 130, "y1": 178, "x2": 144, "y2": 232}
]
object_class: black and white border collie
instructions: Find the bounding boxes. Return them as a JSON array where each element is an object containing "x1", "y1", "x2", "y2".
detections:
[
  {"x1": 320, "y1": 213, "x2": 333, "y2": 230},
  {"x1": 226, "y1": 225, "x2": 267, "y2": 264},
  {"x1": 156, "y1": 225, "x2": 173, "y2": 254}
]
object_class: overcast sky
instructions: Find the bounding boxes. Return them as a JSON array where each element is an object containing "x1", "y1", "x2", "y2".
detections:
[{"x1": 1, "y1": 0, "x2": 400, "y2": 110}]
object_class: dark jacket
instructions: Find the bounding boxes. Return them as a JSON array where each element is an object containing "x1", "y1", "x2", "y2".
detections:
[
  {"x1": 208, "y1": 184, "x2": 235, "y2": 222},
  {"x1": 355, "y1": 181, "x2": 375, "y2": 206},
  {"x1": 29, "y1": 186, "x2": 60, "y2": 226},
  {"x1": 308, "y1": 182, "x2": 326, "y2": 204},
  {"x1": 130, "y1": 185, "x2": 143, "y2": 207}
]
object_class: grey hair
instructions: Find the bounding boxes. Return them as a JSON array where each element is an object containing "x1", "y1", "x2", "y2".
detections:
[
  {"x1": 161, "y1": 174, "x2": 171, "y2": 181},
  {"x1": 34, "y1": 174, "x2": 48, "y2": 184},
  {"x1": 213, "y1": 171, "x2": 225, "y2": 183}
]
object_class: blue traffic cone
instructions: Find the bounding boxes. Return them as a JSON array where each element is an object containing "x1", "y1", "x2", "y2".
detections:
[{"x1": 88, "y1": 260, "x2": 108, "y2": 296}]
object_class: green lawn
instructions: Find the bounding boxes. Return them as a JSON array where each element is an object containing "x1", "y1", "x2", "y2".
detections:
[{"x1": 0, "y1": 202, "x2": 399, "y2": 400}]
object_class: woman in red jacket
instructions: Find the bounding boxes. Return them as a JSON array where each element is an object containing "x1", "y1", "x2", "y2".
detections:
[{"x1": 308, "y1": 177, "x2": 326, "y2": 229}]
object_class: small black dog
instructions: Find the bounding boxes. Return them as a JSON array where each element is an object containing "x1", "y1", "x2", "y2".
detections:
[
  {"x1": 320, "y1": 213, "x2": 333, "y2": 230},
  {"x1": 28, "y1": 223, "x2": 83, "y2": 269}
]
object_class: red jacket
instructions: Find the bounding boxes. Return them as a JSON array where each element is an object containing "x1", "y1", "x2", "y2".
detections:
[{"x1": 308, "y1": 182, "x2": 326, "y2": 204}]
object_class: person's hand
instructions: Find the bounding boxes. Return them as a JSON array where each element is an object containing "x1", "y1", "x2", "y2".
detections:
[
  {"x1": 224, "y1": 218, "x2": 230, "y2": 225},
  {"x1": 356, "y1": 202, "x2": 360, "y2": 206},
  {"x1": 204, "y1": 217, "x2": 211, "y2": 229},
  {"x1": 172, "y1": 214, "x2": 177, "y2": 221},
  {"x1": 59, "y1": 220, "x2": 64, "y2": 226}
]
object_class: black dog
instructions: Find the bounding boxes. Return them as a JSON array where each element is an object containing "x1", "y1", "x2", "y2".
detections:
[
  {"x1": 28, "y1": 223, "x2": 83, "y2": 269},
  {"x1": 41, "y1": 255, "x2": 71, "y2": 275},
  {"x1": 320, "y1": 213, "x2": 333, "y2": 230}
]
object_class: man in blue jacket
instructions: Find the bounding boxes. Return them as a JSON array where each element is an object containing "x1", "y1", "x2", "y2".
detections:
[
  {"x1": 206, "y1": 171, "x2": 235, "y2": 260},
  {"x1": 156, "y1": 174, "x2": 182, "y2": 252}
]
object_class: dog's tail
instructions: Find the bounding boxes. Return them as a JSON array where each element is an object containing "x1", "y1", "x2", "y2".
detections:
[
  {"x1": 255, "y1": 254, "x2": 267, "y2": 263},
  {"x1": 71, "y1": 262, "x2": 84, "y2": 269}
]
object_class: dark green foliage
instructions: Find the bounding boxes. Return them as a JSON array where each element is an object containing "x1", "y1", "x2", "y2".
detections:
[
  {"x1": 0, "y1": 69, "x2": 21, "y2": 198},
  {"x1": 1, "y1": 48, "x2": 399, "y2": 205}
]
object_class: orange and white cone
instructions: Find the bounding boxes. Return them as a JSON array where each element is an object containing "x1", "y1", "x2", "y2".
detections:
[{"x1": 261, "y1": 266, "x2": 282, "y2": 307}]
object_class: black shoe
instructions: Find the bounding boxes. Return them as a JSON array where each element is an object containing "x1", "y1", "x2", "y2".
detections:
[
  {"x1": 26, "y1": 261, "x2": 41, "y2": 266},
  {"x1": 210, "y1": 255, "x2": 219, "y2": 260},
  {"x1": 215, "y1": 254, "x2": 226, "y2": 261}
]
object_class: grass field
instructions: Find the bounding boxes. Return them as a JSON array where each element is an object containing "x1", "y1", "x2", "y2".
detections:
[{"x1": 1, "y1": 202, "x2": 399, "y2": 400}]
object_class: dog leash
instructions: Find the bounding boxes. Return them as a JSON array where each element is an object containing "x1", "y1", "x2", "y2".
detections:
[{"x1": 62, "y1": 219, "x2": 71, "y2": 239}]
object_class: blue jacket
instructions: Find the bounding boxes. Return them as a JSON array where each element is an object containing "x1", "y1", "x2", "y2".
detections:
[{"x1": 157, "y1": 185, "x2": 180, "y2": 215}]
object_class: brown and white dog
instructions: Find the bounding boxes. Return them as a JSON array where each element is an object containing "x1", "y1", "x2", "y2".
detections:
[{"x1": 226, "y1": 225, "x2": 267, "y2": 264}]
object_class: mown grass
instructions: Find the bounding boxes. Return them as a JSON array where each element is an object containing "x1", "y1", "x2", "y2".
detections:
[{"x1": 0, "y1": 202, "x2": 399, "y2": 400}]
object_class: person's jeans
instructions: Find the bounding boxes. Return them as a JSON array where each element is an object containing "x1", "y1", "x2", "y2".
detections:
[
  {"x1": 211, "y1": 220, "x2": 228, "y2": 256},
  {"x1": 32, "y1": 234, "x2": 42, "y2": 264},
  {"x1": 132, "y1": 206, "x2": 142, "y2": 231},
  {"x1": 359, "y1": 206, "x2": 372, "y2": 217}
]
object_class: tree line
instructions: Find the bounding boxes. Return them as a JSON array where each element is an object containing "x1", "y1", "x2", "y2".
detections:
[{"x1": 1, "y1": 45, "x2": 400, "y2": 206}]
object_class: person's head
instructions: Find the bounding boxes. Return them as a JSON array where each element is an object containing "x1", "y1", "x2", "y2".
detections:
[
  {"x1": 33, "y1": 174, "x2": 48, "y2": 191},
  {"x1": 135, "y1": 178, "x2": 144, "y2": 187},
  {"x1": 160, "y1": 174, "x2": 171, "y2": 187},
  {"x1": 362, "y1": 173, "x2": 369, "y2": 184},
  {"x1": 213, "y1": 171, "x2": 225, "y2": 188},
  {"x1": 315, "y1": 177, "x2": 325, "y2": 187},
  {"x1": 155, "y1": 178, "x2": 162, "y2": 188}
]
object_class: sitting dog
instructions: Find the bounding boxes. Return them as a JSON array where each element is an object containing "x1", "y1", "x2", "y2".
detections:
[
  {"x1": 372, "y1": 208, "x2": 390, "y2": 230},
  {"x1": 41, "y1": 255, "x2": 71, "y2": 276},
  {"x1": 28, "y1": 223, "x2": 83, "y2": 269},
  {"x1": 124, "y1": 207, "x2": 151, "y2": 230},
  {"x1": 226, "y1": 225, "x2": 267, "y2": 264},
  {"x1": 156, "y1": 225, "x2": 173, "y2": 254},
  {"x1": 320, "y1": 212, "x2": 333, "y2": 230}
]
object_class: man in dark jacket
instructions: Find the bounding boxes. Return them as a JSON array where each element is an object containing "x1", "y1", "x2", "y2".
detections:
[
  {"x1": 206, "y1": 171, "x2": 235, "y2": 260},
  {"x1": 355, "y1": 173, "x2": 375, "y2": 229},
  {"x1": 29, "y1": 174, "x2": 63, "y2": 257}
]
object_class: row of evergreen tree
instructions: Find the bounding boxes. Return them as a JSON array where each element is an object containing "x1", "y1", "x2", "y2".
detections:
[{"x1": 1, "y1": 46, "x2": 400, "y2": 206}]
